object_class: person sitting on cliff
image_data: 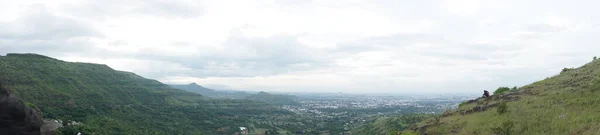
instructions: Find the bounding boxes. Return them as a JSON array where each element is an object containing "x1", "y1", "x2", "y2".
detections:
[
  {"x1": 482, "y1": 90, "x2": 490, "y2": 98},
  {"x1": 0, "y1": 83, "x2": 43, "y2": 135}
]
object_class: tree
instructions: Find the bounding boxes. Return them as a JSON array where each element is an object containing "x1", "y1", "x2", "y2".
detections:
[{"x1": 594, "y1": 56, "x2": 597, "y2": 61}]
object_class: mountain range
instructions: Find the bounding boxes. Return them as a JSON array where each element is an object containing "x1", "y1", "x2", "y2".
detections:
[
  {"x1": 171, "y1": 83, "x2": 299, "y2": 105},
  {"x1": 0, "y1": 53, "x2": 292, "y2": 135}
]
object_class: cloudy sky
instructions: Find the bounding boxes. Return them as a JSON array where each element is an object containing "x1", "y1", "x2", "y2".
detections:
[{"x1": 1, "y1": 0, "x2": 599, "y2": 94}]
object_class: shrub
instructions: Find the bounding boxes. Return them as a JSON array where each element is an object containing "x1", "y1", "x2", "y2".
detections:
[
  {"x1": 494, "y1": 87, "x2": 510, "y2": 95},
  {"x1": 497, "y1": 102, "x2": 508, "y2": 115},
  {"x1": 561, "y1": 67, "x2": 574, "y2": 74},
  {"x1": 431, "y1": 115, "x2": 441, "y2": 124},
  {"x1": 458, "y1": 102, "x2": 467, "y2": 107},
  {"x1": 491, "y1": 120, "x2": 514, "y2": 135}
]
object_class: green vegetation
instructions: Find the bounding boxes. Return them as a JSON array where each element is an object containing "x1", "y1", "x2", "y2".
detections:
[
  {"x1": 490, "y1": 120, "x2": 515, "y2": 135},
  {"x1": 561, "y1": 67, "x2": 574, "y2": 74},
  {"x1": 170, "y1": 83, "x2": 219, "y2": 96},
  {"x1": 246, "y1": 91, "x2": 299, "y2": 105},
  {"x1": 351, "y1": 114, "x2": 432, "y2": 135},
  {"x1": 0, "y1": 53, "x2": 295, "y2": 134},
  {"x1": 493, "y1": 87, "x2": 510, "y2": 95},
  {"x1": 496, "y1": 102, "x2": 508, "y2": 115},
  {"x1": 173, "y1": 83, "x2": 299, "y2": 105},
  {"x1": 394, "y1": 131, "x2": 419, "y2": 135},
  {"x1": 407, "y1": 56, "x2": 600, "y2": 134}
]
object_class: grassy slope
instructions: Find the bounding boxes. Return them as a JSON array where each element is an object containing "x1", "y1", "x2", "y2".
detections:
[
  {"x1": 409, "y1": 59, "x2": 600, "y2": 135},
  {"x1": 351, "y1": 114, "x2": 432, "y2": 135},
  {"x1": 0, "y1": 53, "x2": 288, "y2": 134}
]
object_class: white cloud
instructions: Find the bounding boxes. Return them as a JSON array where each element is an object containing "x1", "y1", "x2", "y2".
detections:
[
  {"x1": 1, "y1": 0, "x2": 600, "y2": 93},
  {"x1": 442, "y1": 0, "x2": 480, "y2": 16}
]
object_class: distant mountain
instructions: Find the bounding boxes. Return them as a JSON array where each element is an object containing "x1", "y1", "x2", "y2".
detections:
[
  {"x1": 404, "y1": 57, "x2": 600, "y2": 134},
  {"x1": 170, "y1": 83, "x2": 252, "y2": 99},
  {"x1": 171, "y1": 84, "x2": 299, "y2": 105},
  {"x1": 0, "y1": 53, "x2": 292, "y2": 135},
  {"x1": 170, "y1": 83, "x2": 217, "y2": 96},
  {"x1": 246, "y1": 91, "x2": 299, "y2": 105}
]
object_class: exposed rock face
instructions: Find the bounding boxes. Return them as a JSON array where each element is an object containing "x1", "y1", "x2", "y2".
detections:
[{"x1": 0, "y1": 84, "x2": 43, "y2": 135}]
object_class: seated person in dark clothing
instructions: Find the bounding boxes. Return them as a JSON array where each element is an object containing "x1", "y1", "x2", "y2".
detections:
[
  {"x1": 482, "y1": 90, "x2": 490, "y2": 98},
  {"x1": 0, "y1": 83, "x2": 43, "y2": 135}
]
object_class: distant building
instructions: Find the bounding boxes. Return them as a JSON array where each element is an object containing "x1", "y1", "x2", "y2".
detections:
[{"x1": 239, "y1": 127, "x2": 247, "y2": 134}]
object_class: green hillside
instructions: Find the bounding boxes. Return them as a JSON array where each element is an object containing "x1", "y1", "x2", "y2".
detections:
[
  {"x1": 0, "y1": 53, "x2": 291, "y2": 135},
  {"x1": 406, "y1": 58, "x2": 600, "y2": 135},
  {"x1": 351, "y1": 114, "x2": 431, "y2": 135}
]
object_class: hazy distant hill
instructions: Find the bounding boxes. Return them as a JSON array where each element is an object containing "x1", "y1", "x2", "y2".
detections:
[
  {"x1": 170, "y1": 83, "x2": 218, "y2": 96},
  {"x1": 403, "y1": 57, "x2": 600, "y2": 134},
  {"x1": 171, "y1": 83, "x2": 299, "y2": 105},
  {"x1": 246, "y1": 91, "x2": 299, "y2": 105},
  {"x1": 0, "y1": 53, "x2": 291, "y2": 135},
  {"x1": 170, "y1": 83, "x2": 251, "y2": 99}
]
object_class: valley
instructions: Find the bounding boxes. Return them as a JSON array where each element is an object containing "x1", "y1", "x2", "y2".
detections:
[{"x1": 0, "y1": 53, "x2": 471, "y2": 135}]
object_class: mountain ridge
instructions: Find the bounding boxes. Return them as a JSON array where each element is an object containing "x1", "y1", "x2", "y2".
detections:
[{"x1": 0, "y1": 53, "x2": 291, "y2": 134}]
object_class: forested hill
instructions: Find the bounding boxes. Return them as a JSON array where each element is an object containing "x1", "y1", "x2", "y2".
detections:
[
  {"x1": 170, "y1": 83, "x2": 251, "y2": 99},
  {"x1": 0, "y1": 53, "x2": 290, "y2": 135},
  {"x1": 406, "y1": 57, "x2": 600, "y2": 135},
  {"x1": 170, "y1": 83, "x2": 217, "y2": 96}
]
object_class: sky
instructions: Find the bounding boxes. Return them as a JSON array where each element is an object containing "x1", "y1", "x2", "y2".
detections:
[{"x1": 1, "y1": 0, "x2": 600, "y2": 94}]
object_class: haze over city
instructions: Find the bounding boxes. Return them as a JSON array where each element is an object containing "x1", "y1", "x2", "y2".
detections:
[{"x1": 2, "y1": 0, "x2": 600, "y2": 93}]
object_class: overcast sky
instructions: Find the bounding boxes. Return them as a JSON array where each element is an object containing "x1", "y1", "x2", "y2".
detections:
[{"x1": 1, "y1": 0, "x2": 600, "y2": 94}]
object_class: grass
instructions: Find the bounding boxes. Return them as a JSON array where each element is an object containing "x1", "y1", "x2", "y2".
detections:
[{"x1": 410, "y1": 58, "x2": 600, "y2": 134}]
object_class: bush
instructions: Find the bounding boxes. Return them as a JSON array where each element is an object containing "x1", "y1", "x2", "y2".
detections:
[
  {"x1": 561, "y1": 67, "x2": 574, "y2": 74},
  {"x1": 433, "y1": 115, "x2": 441, "y2": 124},
  {"x1": 497, "y1": 102, "x2": 508, "y2": 115},
  {"x1": 458, "y1": 102, "x2": 467, "y2": 107},
  {"x1": 491, "y1": 120, "x2": 514, "y2": 135},
  {"x1": 494, "y1": 87, "x2": 510, "y2": 95},
  {"x1": 510, "y1": 86, "x2": 518, "y2": 91}
]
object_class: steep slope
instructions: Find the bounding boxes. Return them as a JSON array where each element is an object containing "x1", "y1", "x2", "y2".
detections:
[
  {"x1": 0, "y1": 53, "x2": 290, "y2": 135},
  {"x1": 351, "y1": 114, "x2": 431, "y2": 135},
  {"x1": 407, "y1": 58, "x2": 600, "y2": 135}
]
